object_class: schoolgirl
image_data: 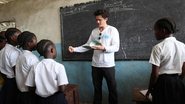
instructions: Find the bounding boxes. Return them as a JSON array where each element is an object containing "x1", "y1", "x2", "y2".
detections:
[
  {"x1": 25, "y1": 39, "x2": 68, "y2": 104},
  {"x1": 15, "y1": 31, "x2": 39, "y2": 104},
  {"x1": 146, "y1": 18, "x2": 185, "y2": 104},
  {"x1": 0, "y1": 28, "x2": 21, "y2": 104}
]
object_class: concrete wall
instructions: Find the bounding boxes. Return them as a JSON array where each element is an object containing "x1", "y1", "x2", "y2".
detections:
[{"x1": 0, "y1": 0, "x2": 152, "y2": 104}]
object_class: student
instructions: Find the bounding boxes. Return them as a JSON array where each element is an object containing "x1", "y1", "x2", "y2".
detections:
[
  {"x1": 15, "y1": 31, "x2": 39, "y2": 104},
  {"x1": 0, "y1": 31, "x2": 6, "y2": 50},
  {"x1": 25, "y1": 39, "x2": 69, "y2": 104},
  {"x1": 0, "y1": 31, "x2": 6, "y2": 84},
  {"x1": 0, "y1": 28, "x2": 21, "y2": 104},
  {"x1": 68, "y1": 9, "x2": 120, "y2": 104},
  {"x1": 0, "y1": 31, "x2": 6, "y2": 104},
  {"x1": 146, "y1": 18, "x2": 185, "y2": 104}
]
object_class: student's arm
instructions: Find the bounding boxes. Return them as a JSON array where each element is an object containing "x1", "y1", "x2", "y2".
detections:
[
  {"x1": 180, "y1": 62, "x2": 185, "y2": 79},
  {"x1": 25, "y1": 66, "x2": 36, "y2": 90},
  {"x1": 57, "y1": 65, "x2": 69, "y2": 93},
  {"x1": 12, "y1": 66, "x2": 16, "y2": 75},
  {"x1": 28, "y1": 86, "x2": 36, "y2": 95},
  {"x1": 59, "y1": 85, "x2": 67, "y2": 92},
  {"x1": 10, "y1": 50, "x2": 20, "y2": 74},
  {"x1": 146, "y1": 64, "x2": 159, "y2": 98}
]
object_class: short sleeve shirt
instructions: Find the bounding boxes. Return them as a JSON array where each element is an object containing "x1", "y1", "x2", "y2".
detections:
[
  {"x1": 0, "y1": 44, "x2": 20, "y2": 78},
  {"x1": 16, "y1": 50, "x2": 39, "y2": 92},
  {"x1": 25, "y1": 59, "x2": 68, "y2": 97},
  {"x1": 149, "y1": 36, "x2": 185, "y2": 75}
]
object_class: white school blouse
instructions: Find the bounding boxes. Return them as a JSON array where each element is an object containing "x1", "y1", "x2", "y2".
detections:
[
  {"x1": 74, "y1": 25, "x2": 120, "y2": 67},
  {"x1": 25, "y1": 59, "x2": 69, "y2": 98},
  {"x1": 0, "y1": 44, "x2": 20, "y2": 78},
  {"x1": 16, "y1": 50, "x2": 39, "y2": 92},
  {"x1": 149, "y1": 36, "x2": 185, "y2": 75}
]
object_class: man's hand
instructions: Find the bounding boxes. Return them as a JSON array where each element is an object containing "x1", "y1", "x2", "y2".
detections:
[
  {"x1": 91, "y1": 45, "x2": 105, "y2": 51},
  {"x1": 68, "y1": 46, "x2": 75, "y2": 53}
]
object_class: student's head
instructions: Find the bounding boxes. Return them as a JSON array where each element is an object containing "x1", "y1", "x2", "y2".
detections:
[
  {"x1": 37, "y1": 39, "x2": 57, "y2": 59},
  {"x1": 0, "y1": 31, "x2": 6, "y2": 50},
  {"x1": 5, "y1": 28, "x2": 21, "y2": 46},
  {"x1": 17, "y1": 31, "x2": 37, "y2": 51},
  {"x1": 154, "y1": 18, "x2": 176, "y2": 40},
  {"x1": 94, "y1": 9, "x2": 109, "y2": 28}
]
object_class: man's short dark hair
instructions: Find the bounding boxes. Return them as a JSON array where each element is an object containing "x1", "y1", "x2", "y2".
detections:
[{"x1": 94, "y1": 9, "x2": 109, "y2": 19}]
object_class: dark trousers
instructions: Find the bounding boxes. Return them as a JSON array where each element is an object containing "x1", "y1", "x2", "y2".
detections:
[
  {"x1": 0, "y1": 78, "x2": 18, "y2": 104},
  {"x1": 152, "y1": 74, "x2": 185, "y2": 104},
  {"x1": 92, "y1": 66, "x2": 118, "y2": 104},
  {"x1": 38, "y1": 92, "x2": 67, "y2": 104}
]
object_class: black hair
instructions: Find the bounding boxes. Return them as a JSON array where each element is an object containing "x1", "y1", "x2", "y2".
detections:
[
  {"x1": 5, "y1": 28, "x2": 21, "y2": 43},
  {"x1": 37, "y1": 39, "x2": 55, "y2": 57},
  {"x1": 0, "y1": 31, "x2": 6, "y2": 42},
  {"x1": 94, "y1": 9, "x2": 109, "y2": 19},
  {"x1": 17, "y1": 31, "x2": 36, "y2": 48},
  {"x1": 154, "y1": 18, "x2": 176, "y2": 33}
]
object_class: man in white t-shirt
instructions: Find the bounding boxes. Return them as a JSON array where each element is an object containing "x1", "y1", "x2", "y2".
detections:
[{"x1": 69, "y1": 9, "x2": 120, "y2": 104}]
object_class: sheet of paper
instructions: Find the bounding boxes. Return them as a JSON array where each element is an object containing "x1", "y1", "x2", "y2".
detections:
[
  {"x1": 82, "y1": 45, "x2": 92, "y2": 49},
  {"x1": 83, "y1": 40, "x2": 102, "y2": 49},
  {"x1": 140, "y1": 89, "x2": 152, "y2": 101}
]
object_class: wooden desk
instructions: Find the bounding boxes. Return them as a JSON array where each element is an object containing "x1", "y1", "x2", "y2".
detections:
[
  {"x1": 132, "y1": 88, "x2": 152, "y2": 104},
  {"x1": 64, "y1": 84, "x2": 79, "y2": 104}
]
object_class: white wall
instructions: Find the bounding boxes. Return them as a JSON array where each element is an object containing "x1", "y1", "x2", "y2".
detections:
[{"x1": 0, "y1": 0, "x2": 97, "y2": 43}]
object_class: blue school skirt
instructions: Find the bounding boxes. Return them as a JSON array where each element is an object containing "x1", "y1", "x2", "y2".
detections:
[
  {"x1": 0, "y1": 78, "x2": 18, "y2": 104},
  {"x1": 152, "y1": 74, "x2": 185, "y2": 104},
  {"x1": 17, "y1": 90, "x2": 38, "y2": 104},
  {"x1": 38, "y1": 92, "x2": 67, "y2": 104}
]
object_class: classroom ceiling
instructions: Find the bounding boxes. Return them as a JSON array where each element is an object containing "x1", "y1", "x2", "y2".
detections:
[{"x1": 0, "y1": 0, "x2": 14, "y2": 5}]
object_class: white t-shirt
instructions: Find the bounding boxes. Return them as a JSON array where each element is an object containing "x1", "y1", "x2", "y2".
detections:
[
  {"x1": 25, "y1": 59, "x2": 69, "y2": 97},
  {"x1": 74, "y1": 25, "x2": 120, "y2": 67},
  {"x1": 0, "y1": 44, "x2": 20, "y2": 78},
  {"x1": 16, "y1": 50, "x2": 39, "y2": 92},
  {"x1": 149, "y1": 36, "x2": 185, "y2": 75}
]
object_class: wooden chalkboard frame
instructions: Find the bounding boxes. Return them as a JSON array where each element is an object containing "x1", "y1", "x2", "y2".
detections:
[{"x1": 60, "y1": 0, "x2": 185, "y2": 61}]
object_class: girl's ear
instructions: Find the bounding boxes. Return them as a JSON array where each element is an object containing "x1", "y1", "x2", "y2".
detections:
[
  {"x1": 10, "y1": 35, "x2": 15, "y2": 41},
  {"x1": 27, "y1": 41, "x2": 33, "y2": 49},
  {"x1": 50, "y1": 47, "x2": 54, "y2": 53}
]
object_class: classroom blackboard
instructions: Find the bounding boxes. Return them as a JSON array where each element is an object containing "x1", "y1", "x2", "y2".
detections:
[{"x1": 60, "y1": 0, "x2": 185, "y2": 61}]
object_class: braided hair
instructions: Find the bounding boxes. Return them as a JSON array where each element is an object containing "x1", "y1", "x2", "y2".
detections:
[
  {"x1": 0, "y1": 31, "x2": 6, "y2": 42},
  {"x1": 5, "y1": 28, "x2": 21, "y2": 44},
  {"x1": 154, "y1": 18, "x2": 177, "y2": 34},
  {"x1": 37, "y1": 39, "x2": 55, "y2": 57},
  {"x1": 17, "y1": 31, "x2": 36, "y2": 49}
]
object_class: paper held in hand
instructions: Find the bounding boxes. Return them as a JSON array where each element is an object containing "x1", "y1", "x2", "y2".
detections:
[
  {"x1": 83, "y1": 40, "x2": 102, "y2": 49},
  {"x1": 140, "y1": 89, "x2": 152, "y2": 101}
]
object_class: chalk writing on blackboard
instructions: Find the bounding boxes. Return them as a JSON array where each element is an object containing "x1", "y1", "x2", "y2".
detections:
[{"x1": 60, "y1": 0, "x2": 185, "y2": 61}]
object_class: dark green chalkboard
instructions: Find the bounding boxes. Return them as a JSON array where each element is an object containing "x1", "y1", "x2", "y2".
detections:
[{"x1": 60, "y1": 0, "x2": 185, "y2": 61}]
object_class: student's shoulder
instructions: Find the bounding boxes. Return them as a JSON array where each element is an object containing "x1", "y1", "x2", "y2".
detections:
[
  {"x1": 25, "y1": 51, "x2": 38, "y2": 60},
  {"x1": 55, "y1": 61, "x2": 65, "y2": 68},
  {"x1": 152, "y1": 42, "x2": 163, "y2": 51},
  {"x1": 176, "y1": 39, "x2": 185, "y2": 45},
  {"x1": 4, "y1": 45, "x2": 20, "y2": 56},
  {"x1": 47, "y1": 59, "x2": 64, "y2": 67}
]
